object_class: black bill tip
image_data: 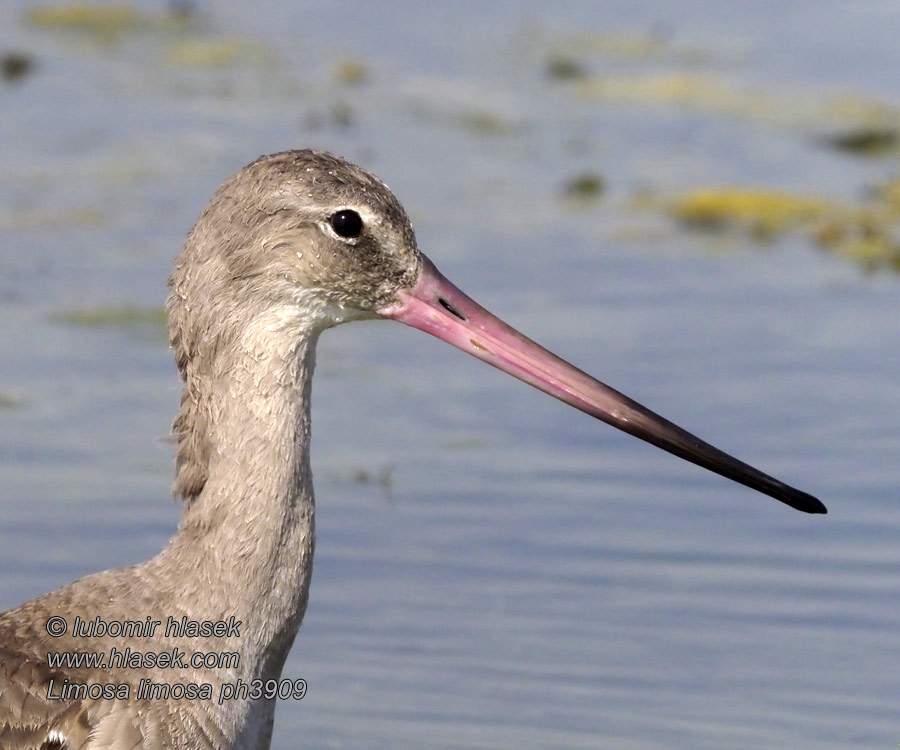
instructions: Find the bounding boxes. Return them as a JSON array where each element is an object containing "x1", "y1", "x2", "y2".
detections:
[{"x1": 771, "y1": 485, "x2": 827, "y2": 514}]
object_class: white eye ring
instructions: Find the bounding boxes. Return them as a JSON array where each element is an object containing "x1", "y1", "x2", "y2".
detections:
[
  {"x1": 319, "y1": 220, "x2": 360, "y2": 245},
  {"x1": 322, "y1": 208, "x2": 364, "y2": 244}
]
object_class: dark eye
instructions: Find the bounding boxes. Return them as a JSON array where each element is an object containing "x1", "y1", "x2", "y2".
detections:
[{"x1": 329, "y1": 209, "x2": 363, "y2": 239}]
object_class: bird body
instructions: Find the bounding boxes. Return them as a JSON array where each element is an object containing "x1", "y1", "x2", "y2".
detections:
[{"x1": 0, "y1": 150, "x2": 825, "y2": 749}]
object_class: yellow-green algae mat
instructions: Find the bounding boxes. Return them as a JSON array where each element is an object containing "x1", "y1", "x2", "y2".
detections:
[
  {"x1": 656, "y1": 181, "x2": 900, "y2": 273},
  {"x1": 23, "y1": 2, "x2": 266, "y2": 67}
]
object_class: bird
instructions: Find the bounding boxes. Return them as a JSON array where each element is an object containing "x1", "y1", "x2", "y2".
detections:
[{"x1": 0, "y1": 149, "x2": 826, "y2": 750}]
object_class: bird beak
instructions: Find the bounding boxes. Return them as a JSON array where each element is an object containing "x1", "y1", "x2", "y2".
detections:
[{"x1": 378, "y1": 257, "x2": 826, "y2": 514}]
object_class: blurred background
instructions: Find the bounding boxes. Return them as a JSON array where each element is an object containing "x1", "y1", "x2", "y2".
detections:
[{"x1": 1, "y1": 1, "x2": 898, "y2": 747}]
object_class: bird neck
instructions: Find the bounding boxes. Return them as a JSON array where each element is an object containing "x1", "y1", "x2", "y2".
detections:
[{"x1": 154, "y1": 317, "x2": 320, "y2": 683}]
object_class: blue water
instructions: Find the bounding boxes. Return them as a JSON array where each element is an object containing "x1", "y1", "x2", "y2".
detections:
[{"x1": 1, "y1": 1, "x2": 898, "y2": 747}]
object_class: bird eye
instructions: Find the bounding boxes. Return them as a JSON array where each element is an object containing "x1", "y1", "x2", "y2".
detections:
[{"x1": 329, "y1": 209, "x2": 363, "y2": 239}]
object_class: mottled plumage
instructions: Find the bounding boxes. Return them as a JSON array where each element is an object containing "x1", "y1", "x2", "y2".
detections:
[{"x1": 1, "y1": 150, "x2": 420, "y2": 749}]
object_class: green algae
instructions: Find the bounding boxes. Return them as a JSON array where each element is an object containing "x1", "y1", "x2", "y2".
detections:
[
  {"x1": 656, "y1": 184, "x2": 900, "y2": 272},
  {"x1": 561, "y1": 172, "x2": 606, "y2": 202},
  {"x1": 0, "y1": 394, "x2": 23, "y2": 410}
]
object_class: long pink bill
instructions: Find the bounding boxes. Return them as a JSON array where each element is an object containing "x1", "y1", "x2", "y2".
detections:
[{"x1": 379, "y1": 257, "x2": 826, "y2": 515}]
